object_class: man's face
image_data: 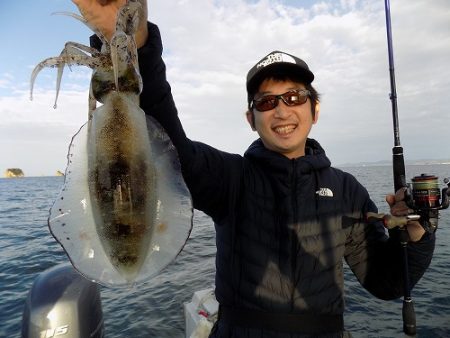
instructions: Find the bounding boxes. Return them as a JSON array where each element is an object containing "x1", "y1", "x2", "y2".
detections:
[{"x1": 247, "y1": 78, "x2": 319, "y2": 159}]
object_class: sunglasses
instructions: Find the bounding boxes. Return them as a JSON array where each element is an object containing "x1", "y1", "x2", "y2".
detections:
[{"x1": 251, "y1": 89, "x2": 311, "y2": 112}]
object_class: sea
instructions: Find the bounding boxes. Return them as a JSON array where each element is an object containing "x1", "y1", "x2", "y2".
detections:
[{"x1": 1, "y1": 164, "x2": 449, "y2": 338}]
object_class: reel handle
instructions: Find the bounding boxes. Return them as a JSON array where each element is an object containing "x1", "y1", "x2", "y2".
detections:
[{"x1": 440, "y1": 178, "x2": 450, "y2": 210}]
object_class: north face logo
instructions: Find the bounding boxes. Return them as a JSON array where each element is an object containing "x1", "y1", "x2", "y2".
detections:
[
  {"x1": 316, "y1": 188, "x2": 334, "y2": 197},
  {"x1": 256, "y1": 52, "x2": 297, "y2": 69}
]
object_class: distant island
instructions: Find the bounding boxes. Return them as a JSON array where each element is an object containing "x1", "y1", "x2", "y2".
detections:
[
  {"x1": 4, "y1": 168, "x2": 25, "y2": 178},
  {"x1": 2, "y1": 169, "x2": 67, "y2": 178}
]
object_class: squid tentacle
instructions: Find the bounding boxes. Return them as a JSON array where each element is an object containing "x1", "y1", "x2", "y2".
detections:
[
  {"x1": 116, "y1": 0, "x2": 140, "y2": 36},
  {"x1": 54, "y1": 43, "x2": 100, "y2": 108},
  {"x1": 30, "y1": 41, "x2": 112, "y2": 107},
  {"x1": 52, "y1": 11, "x2": 109, "y2": 47}
]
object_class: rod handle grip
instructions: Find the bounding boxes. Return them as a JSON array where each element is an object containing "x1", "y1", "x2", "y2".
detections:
[{"x1": 402, "y1": 299, "x2": 416, "y2": 336}]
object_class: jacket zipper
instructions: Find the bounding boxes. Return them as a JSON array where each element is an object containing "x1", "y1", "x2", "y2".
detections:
[{"x1": 290, "y1": 159, "x2": 298, "y2": 310}]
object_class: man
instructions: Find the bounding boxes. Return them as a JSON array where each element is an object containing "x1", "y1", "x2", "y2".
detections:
[{"x1": 74, "y1": 1, "x2": 435, "y2": 336}]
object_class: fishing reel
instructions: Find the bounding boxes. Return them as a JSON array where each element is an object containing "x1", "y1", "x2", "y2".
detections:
[{"x1": 406, "y1": 174, "x2": 450, "y2": 233}]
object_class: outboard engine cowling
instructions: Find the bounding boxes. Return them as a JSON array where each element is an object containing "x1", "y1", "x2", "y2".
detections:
[{"x1": 22, "y1": 263, "x2": 104, "y2": 338}]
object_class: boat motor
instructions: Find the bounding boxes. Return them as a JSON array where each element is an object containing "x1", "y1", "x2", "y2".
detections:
[{"x1": 21, "y1": 263, "x2": 104, "y2": 338}]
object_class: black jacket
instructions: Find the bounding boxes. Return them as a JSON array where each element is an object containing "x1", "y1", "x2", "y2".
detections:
[{"x1": 113, "y1": 22, "x2": 435, "y2": 337}]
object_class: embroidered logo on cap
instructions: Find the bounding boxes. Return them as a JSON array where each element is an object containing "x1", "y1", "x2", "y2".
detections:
[
  {"x1": 316, "y1": 188, "x2": 334, "y2": 197},
  {"x1": 256, "y1": 52, "x2": 297, "y2": 69}
]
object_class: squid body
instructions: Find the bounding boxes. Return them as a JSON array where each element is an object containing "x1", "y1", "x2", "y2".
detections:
[{"x1": 30, "y1": 0, "x2": 193, "y2": 287}]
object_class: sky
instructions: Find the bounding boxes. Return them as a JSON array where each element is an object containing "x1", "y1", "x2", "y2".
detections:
[{"x1": 0, "y1": 0, "x2": 449, "y2": 177}]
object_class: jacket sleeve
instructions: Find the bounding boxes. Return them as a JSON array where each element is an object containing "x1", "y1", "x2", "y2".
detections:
[
  {"x1": 343, "y1": 173, "x2": 435, "y2": 300},
  {"x1": 136, "y1": 22, "x2": 243, "y2": 222}
]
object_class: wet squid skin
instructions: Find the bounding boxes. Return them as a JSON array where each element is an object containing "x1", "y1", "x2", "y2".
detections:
[
  {"x1": 28, "y1": 0, "x2": 192, "y2": 286},
  {"x1": 88, "y1": 91, "x2": 157, "y2": 279},
  {"x1": 82, "y1": 0, "x2": 156, "y2": 280}
]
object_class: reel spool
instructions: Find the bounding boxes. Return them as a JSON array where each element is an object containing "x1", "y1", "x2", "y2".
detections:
[{"x1": 408, "y1": 174, "x2": 450, "y2": 233}]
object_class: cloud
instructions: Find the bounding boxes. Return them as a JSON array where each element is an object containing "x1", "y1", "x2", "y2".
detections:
[
  {"x1": 0, "y1": 73, "x2": 15, "y2": 90},
  {"x1": 148, "y1": 0, "x2": 449, "y2": 162},
  {"x1": 1, "y1": 89, "x2": 88, "y2": 126},
  {"x1": 2, "y1": 0, "x2": 449, "y2": 176},
  {"x1": 0, "y1": 79, "x2": 10, "y2": 89},
  {"x1": 0, "y1": 89, "x2": 89, "y2": 176}
]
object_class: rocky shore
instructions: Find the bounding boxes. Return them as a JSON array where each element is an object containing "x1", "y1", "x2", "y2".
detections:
[{"x1": 4, "y1": 168, "x2": 25, "y2": 178}]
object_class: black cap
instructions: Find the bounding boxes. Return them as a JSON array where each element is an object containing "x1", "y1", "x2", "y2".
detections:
[{"x1": 246, "y1": 51, "x2": 314, "y2": 104}]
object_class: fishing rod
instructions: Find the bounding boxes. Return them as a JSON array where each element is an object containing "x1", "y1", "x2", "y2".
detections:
[
  {"x1": 383, "y1": 0, "x2": 450, "y2": 335},
  {"x1": 383, "y1": 0, "x2": 415, "y2": 335}
]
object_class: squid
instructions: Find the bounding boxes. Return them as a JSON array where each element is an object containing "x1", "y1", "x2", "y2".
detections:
[{"x1": 30, "y1": 0, "x2": 193, "y2": 287}]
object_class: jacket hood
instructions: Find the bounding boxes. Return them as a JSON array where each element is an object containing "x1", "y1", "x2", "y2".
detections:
[{"x1": 244, "y1": 138, "x2": 331, "y2": 174}]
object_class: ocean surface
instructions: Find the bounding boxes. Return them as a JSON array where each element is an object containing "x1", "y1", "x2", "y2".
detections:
[{"x1": 1, "y1": 164, "x2": 449, "y2": 338}]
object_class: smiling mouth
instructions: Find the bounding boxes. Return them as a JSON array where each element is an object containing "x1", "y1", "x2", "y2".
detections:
[{"x1": 273, "y1": 124, "x2": 296, "y2": 135}]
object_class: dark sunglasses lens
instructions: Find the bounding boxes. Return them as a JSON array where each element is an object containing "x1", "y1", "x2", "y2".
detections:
[
  {"x1": 282, "y1": 91, "x2": 308, "y2": 106},
  {"x1": 253, "y1": 90, "x2": 309, "y2": 111},
  {"x1": 254, "y1": 96, "x2": 277, "y2": 111}
]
